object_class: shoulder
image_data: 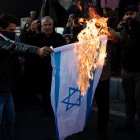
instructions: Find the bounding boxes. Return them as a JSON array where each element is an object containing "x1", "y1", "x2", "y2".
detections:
[
  {"x1": 0, "y1": 34, "x2": 10, "y2": 45},
  {"x1": 52, "y1": 32, "x2": 66, "y2": 46},
  {"x1": 53, "y1": 32, "x2": 63, "y2": 37},
  {"x1": 0, "y1": 34, "x2": 7, "y2": 41},
  {"x1": 52, "y1": 32, "x2": 65, "y2": 40}
]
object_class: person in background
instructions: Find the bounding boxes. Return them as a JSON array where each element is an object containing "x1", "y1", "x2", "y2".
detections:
[
  {"x1": 20, "y1": 20, "x2": 41, "y2": 44},
  {"x1": 0, "y1": 14, "x2": 53, "y2": 140},
  {"x1": 64, "y1": 13, "x2": 83, "y2": 42},
  {"x1": 119, "y1": 0, "x2": 139, "y2": 20},
  {"x1": 27, "y1": 16, "x2": 66, "y2": 118},
  {"x1": 64, "y1": 34, "x2": 73, "y2": 44},
  {"x1": 19, "y1": 19, "x2": 41, "y2": 103},
  {"x1": 100, "y1": 0, "x2": 120, "y2": 29},
  {"x1": 67, "y1": 0, "x2": 83, "y2": 20},
  {"x1": 110, "y1": 5, "x2": 140, "y2": 136},
  {"x1": 26, "y1": 10, "x2": 38, "y2": 30},
  {"x1": 29, "y1": 10, "x2": 37, "y2": 21},
  {"x1": 94, "y1": 40, "x2": 111, "y2": 140},
  {"x1": 21, "y1": 10, "x2": 38, "y2": 33},
  {"x1": 138, "y1": 0, "x2": 140, "y2": 21},
  {"x1": 64, "y1": 14, "x2": 75, "y2": 36}
]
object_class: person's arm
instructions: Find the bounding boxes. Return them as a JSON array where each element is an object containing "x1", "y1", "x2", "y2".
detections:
[
  {"x1": 0, "y1": 34, "x2": 53, "y2": 57},
  {"x1": 107, "y1": 29, "x2": 121, "y2": 43}
]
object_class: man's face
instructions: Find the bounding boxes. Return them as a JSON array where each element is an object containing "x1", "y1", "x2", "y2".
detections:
[
  {"x1": 5, "y1": 23, "x2": 16, "y2": 32},
  {"x1": 1, "y1": 23, "x2": 16, "y2": 40},
  {"x1": 41, "y1": 19, "x2": 53, "y2": 35},
  {"x1": 124, "y1": 11, "x2": 137, "y2": 21},
  {"x1": 30, "y1": 11, "x2": 36, "y2": 19}
]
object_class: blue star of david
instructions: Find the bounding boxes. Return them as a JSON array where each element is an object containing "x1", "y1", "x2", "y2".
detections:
[{"x1": 61, "y1": 87, "x2": 83, "y2": 111}]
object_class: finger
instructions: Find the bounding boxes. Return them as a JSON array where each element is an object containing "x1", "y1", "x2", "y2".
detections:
[
  {"x1": 43, "y1": 52, "x2": 49, "y2": 56},
  {"x1": 46, "y1": 48, "x2": 53, "y2": 53},
  {"x1": 43, "y1": 47, "x2": 53, "y2": 53}
]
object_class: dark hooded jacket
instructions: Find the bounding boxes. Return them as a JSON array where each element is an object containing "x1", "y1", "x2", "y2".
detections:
[
  {"x1": 0, "y1": 33, "x2": 38, "y2": 95},
  {"x1": 119, "y1": 19, "x2": 140, "y2": 72}
]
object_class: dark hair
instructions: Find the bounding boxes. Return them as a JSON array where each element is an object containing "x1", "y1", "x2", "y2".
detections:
[
  {"x1": 0, "y1": 14, "x2": 18, "y2": 29},
  {"x1": 125, "y1": 4, "x2": 138, "y2": 13}
]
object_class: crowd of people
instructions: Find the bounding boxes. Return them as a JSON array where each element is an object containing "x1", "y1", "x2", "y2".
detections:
[{"x1": 0, "y1": 0, "x2": 140, "y2": 140}]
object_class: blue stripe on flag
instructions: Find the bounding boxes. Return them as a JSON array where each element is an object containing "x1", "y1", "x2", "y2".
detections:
[
  {"x1": 54, "y1": 52, "x2": 61, "y2": 111},
  {"x1": 86, "y1": 79, "x2": 94, "y2": 121},
  {"x1": 54, "y1": 51, "x2": 61, "y2": 140}
]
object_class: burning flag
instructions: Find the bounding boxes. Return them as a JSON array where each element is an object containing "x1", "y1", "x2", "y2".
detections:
[
  {"x1": 50, "y1": 7, "x2": 109, "y2": 140},
  {"x1": 76, "y1": 7, "x2": 109, "y2": 95}
]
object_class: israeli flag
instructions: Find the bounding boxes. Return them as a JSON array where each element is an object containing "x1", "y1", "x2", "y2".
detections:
[{"x1": 51, "y1": 35, "x2": 107, "y2": 140}]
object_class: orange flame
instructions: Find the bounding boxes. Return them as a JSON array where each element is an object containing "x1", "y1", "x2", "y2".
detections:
[{"x1": 76, "y1": 7, "x2": 109, "y2": 95}]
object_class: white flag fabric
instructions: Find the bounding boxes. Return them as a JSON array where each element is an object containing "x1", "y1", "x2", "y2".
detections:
[{"x1": 51, "y1": 35, "x2": 107, "y2": 140}]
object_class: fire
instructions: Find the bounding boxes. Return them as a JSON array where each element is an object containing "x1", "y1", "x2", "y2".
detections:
[{"x1": 76, "y1": 7, "x2": 109, "y2": 95}]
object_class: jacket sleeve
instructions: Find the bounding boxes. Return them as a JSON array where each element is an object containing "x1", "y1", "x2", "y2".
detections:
[{"x1": 0, "y1": 34, "x2": 38, "y2": 54}]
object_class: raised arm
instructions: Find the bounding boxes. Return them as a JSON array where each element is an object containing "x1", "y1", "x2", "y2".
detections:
[{"x1": 0, "y1": 34, "x2": 53, "y2": 57}]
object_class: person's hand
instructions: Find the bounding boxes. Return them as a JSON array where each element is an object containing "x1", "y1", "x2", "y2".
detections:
[
  {"x1": 117, "y1": 20, "x2": 126, "y2": 29},
  {"x1": 66, "y1": 19, "x2": 74, "y2": 27},
  {"x1": 108, "y1": 29, "x2": 119, "y2": 42},
  {"x1": 31, "y1": 20, "x2": 38, "y2": 31},
  {"x1": 36, "y1": 46, "x2": 53, "y2": 57}
]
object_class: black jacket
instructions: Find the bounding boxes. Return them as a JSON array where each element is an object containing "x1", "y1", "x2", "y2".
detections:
[
  {"x1": 34, "y1": 32, "x2": 66, "y2": 81},
  {"x1": 0, "y1": 33, "x2": 38, "y2": 95},
  {"x1": 20, "y1": 31, "x2": 66, "y2": 93},
  {"x1": 119, "y1": 20, "x2": 140, "y2": 72}
]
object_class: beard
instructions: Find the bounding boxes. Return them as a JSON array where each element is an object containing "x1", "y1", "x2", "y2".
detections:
[{"x1": 123, "y1": 18, "x2": 138, "y2": 29}]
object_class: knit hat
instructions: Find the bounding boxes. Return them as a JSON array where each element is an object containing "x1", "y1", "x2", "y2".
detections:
[{"x1": 125, "y1": 4, "x2": 138, "y2": 13}]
